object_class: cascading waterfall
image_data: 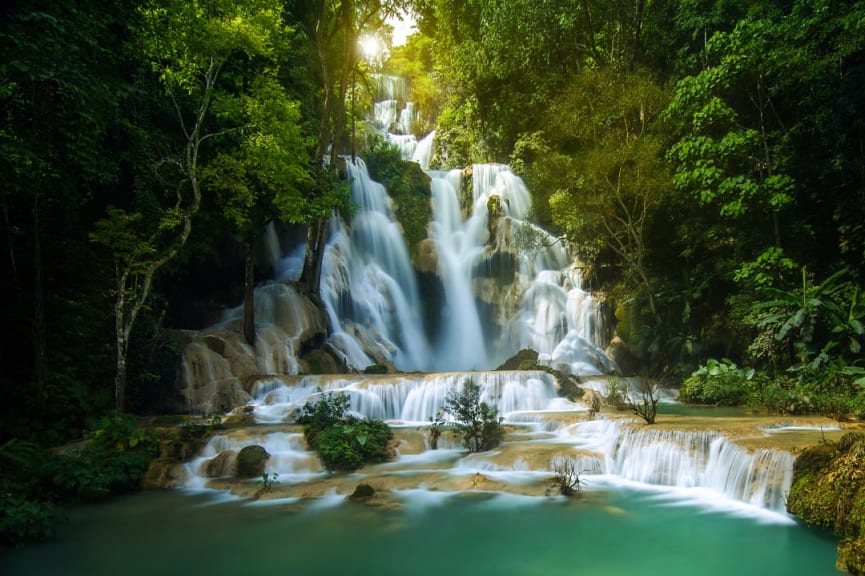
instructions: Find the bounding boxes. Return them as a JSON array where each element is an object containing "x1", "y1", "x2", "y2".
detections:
[
  {"x1": 181, "y1": 72, "x2": 617, "y2": 394},
  {"x1": 426, "y1": 162, "x2": 615, "y2": 373},
  {"x1": 249, "y1": 370, "x2": 568, "y2": 424},
  {"x1": 560, "y1": 418, "x2": 794, "y2": 512},
  {"x1": 185, "y1": 371, "x2": 797, "y2": 516},
  {"x1": 320, "y1": 157, "x2": 431, "y2": 372}
]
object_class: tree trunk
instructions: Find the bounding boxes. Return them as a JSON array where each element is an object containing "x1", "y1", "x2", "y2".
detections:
[
  {"x1": 243, "y1": 230, "x2": 256, "y2": 346},
  {"x1": 114, "y1": 278, "x2": 127, "y2": 418},
  {"x1": 31, "y1": 194, "x2": 46, "y2": 405}
]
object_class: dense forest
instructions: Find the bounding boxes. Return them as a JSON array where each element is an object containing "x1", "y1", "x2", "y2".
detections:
[{"x1": 1, "y1": 0, "x2": 864, "y2": 548}]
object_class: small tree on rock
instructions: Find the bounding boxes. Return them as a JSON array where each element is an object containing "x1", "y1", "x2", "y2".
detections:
[
  {"x1": 625, "y1": 375, "x2": 660, "y2": 425},
  {"x1": 443, "y1": 380, "x2": 504, "y2": 453}
]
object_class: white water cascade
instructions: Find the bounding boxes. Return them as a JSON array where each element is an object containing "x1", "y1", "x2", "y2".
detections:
[
  {"x1": 184, "y1": 372, "x2": 798, "y2": 517},
  {"x1": 559, "y1": 418, "x2": 795, "y2": 512},
  {"x1": 426, "y1": 163, "x2": 615, "y2": 373},
  {"x1": 320, "y1": 157, "x2": 432, "y2": 371}
]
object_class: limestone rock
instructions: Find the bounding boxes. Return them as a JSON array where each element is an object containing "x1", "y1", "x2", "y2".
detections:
[
  {"x1": 141, "y1": 458, "x2": 187, "y2": 490},
  {"x1": 204, "y1": 450, "x2": 236, "y2": 478},
  {"x1": 606, "y1": 335, "x2": 638, "y2": 375}
]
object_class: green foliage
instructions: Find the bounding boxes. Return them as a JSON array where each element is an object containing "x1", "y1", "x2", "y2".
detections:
[
  {"x1": 49, "y1": 417, "x2": 158, "y2": 501},
  {"x1": 363, "y1": 134, "x2": 432, "y2": 256},
  {"x1": 363, "y1": 363, "x2": 388, "y2": 374},
  {"x1": 680, "y1": 358, "x2": 761, "y2": 406},
  {"x1": 297, "y1": 390, "x2": 393, "y2": 472},
  {"x1": 315, "y1": 419, "x2": 392, "y2": 472},
  {"x1": 750, "y1": 267, "x2": 865, "y2": 368},
  {"x1": 297, "y1": 389, "x2": 351, "y2": 447},
  {"x1": 0, "y1": 417, "x2": 157, "y2": 547},
  {"x1": 260, "y1": 471, "x2": 278, "y2": 493},
  {"x1": 443, "y1": 380, "x2": 504, "y2": 453}
]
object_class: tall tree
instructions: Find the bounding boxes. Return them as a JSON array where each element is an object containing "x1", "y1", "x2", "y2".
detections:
[
  {"x1": 0, "y1": 0, "x2": 134, "y2": 432},
  {"x1": 207, "y1": 73, "x2": 314, "y2": 345},
  {"x1": 91, "y1": 0, "x2": 290, "y2": 416},
  {"x1": 298, "y1": 0, "x2": 407, "y2": 298}
]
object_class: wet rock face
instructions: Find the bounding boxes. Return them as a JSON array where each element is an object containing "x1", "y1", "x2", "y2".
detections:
[
  {"x1": 787, "y1": 433, "x2": 865, "y2": 574},
  {"x1": 235, "y1": 445, "x2": 270, "y2": 478}
]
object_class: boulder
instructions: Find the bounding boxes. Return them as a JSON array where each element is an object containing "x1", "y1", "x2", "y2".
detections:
[{"x1": 235, "y1": 445, "x2": 270, "y2": 479}]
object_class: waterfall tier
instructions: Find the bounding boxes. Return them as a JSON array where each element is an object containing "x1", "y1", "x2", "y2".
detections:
[{"x1": 183, "y1": 371, "x2": 799, "y2": 517}]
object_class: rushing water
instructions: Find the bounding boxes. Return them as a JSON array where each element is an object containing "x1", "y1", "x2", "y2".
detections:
[{"x1": 1, "y1": 488, "x2": 840, "y2": 576}]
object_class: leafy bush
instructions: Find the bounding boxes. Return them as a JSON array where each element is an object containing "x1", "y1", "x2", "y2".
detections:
[
  {"x1": 679, "y1": 359, "x2": 762, "y2": 406},
  {"x1": 443, "y1": 380, "x2": 504, "y2": 453},
  {"x1": 49, "y1": 416, "x2": 158, "y2": 500},
  {"x1": 315, "y1": 419, "x2": 392, "y2": 472},
  {"x1": 363, "y1": 363, "x2": 388, "y2": 374},
  {"x1": 297, "y1": 391, "x2": 393, "y2": 472},
  {"x1": 297, "y1": 389, "x2": 351, "y2": 447},
  {"x1": 1, "y1": 417, "x2": 157, "y2": 547},
  {"x1": 0, "y1": 495, "x2": 61, "y2": 546}
]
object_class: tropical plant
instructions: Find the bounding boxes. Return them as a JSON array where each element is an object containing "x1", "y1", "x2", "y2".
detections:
[
  {"x1": 297, "y1": 390, "x2": 393, "y2": 472},
  {"x1": 680, "y1": 358, "x2": 761, "y2": 406},
  {"x1": 753, "y1": 267, "x2": 857, "y2": 367}
]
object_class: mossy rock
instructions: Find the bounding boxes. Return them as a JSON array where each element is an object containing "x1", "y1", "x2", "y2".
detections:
[
  {"x1": 363, "y1": 363, "x2": 389, "y2": 374},
  {"x1": 235, "y1": 445, "x2": 270, "y2": 479},
  {"x1": 839, "y1": 538, "x2": 865, "y2": 574},
  {"x1": 496, "y1": 349, "x2": 539, "y2": 370},
  {"x1": 788, "y1": 436, "x2": 865, "y2": 574},
  {"x1": 348, "y1": 483, "x2": 376, "y2": 502}
]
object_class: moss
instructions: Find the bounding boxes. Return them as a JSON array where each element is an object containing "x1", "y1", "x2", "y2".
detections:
[
  {"x1": 363, "y1": 363, "x2": 388, "y2": 374},
  {"x1": 363, "y1": 138, "x2": 432, "y2": 262},
  {"x1": 235, "y1": 445, "x2": 270, "y2": 478},
  {"x1": 494, "y1": 349, "x2": 584, "y2": 401},
  {"x1": 788, "y1": 436, "x2": 865, "y2": 574},
  {"x1": 840, "y1": 538, "x2": 865, "y2": 574},
  {"x1": 496, "y1": 349, "x2": 539, "y2": 370},
  {"x1": 348, "y1": 483, "x2": 376, "y2": 501}
]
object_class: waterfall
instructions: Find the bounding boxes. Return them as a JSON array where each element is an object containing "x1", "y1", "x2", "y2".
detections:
[
  {"x1": 320, "y1": 157, "x2": 431, "y2": 372},
  {"x1": 562, "y1": 419, "x2": 794, "y2": 512},
  {"x1": 181, "y1": 72, "x2": 616, "y2": 409},
  {"x1": 413, "y1": 131, "x2": 435, "y2": 169},
  {"x1": 425, "y1": 163, "x2": 615, "y2": 373},
  {"x1": 248, "y1": 371, "x2": 568, "y2": 424},
  {"x1": 187, "y1": 371, "x2": 795, "y2": 516}
]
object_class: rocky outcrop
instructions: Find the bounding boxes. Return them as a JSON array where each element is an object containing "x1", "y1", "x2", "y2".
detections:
[
  {"x1": 606, "y1": 335, "x2": 639, "y2": 375},
  {"x1": 179, "y1": 282, "x2": 328, "y2": 413},
  {"x1": 787, "y1": 432, "x2": 865, "y2": 574}
]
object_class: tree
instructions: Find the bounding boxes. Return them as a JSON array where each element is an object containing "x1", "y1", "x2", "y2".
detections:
[
  {"x1": 443, "y1": 380, "x2": 504, "y2": 453},
  {"x1": 545, "y1": 69, "x2": 671, "y2": 325},
  {"x1": 624, "y1": 375, "x2": 660, "y2": 424},
  {"x1": 0, "y1": 0, "x2": 136, "y2": 432},
  {"x1": 207, "y1": 73, "x2": 314, "y2": 345},
  {"x1": 298, "y1": 0, "x2": 409, "y2": 297},
  {"x1": 91, "y1": 0, "x2": 290, "y2": 416}
]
